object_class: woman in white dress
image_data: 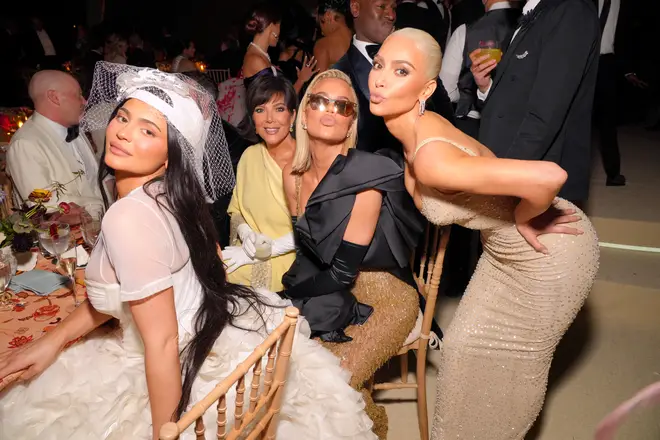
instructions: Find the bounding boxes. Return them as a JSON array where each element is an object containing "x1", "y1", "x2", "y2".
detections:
[{"x1": 0, "y1": 62, "x2": 376, "y2": 440}]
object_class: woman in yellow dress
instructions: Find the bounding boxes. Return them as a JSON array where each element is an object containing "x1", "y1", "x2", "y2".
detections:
[{"x1": 222, "y1": 75, "x2": 298, "y2": 291}]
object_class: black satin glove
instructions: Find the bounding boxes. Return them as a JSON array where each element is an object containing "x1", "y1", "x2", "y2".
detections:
[{"x1": 283, "y1": 240, "x2": 369, "y2": 300}]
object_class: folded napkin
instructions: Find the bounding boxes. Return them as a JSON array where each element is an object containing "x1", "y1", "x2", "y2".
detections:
[
  {"x1": 9, "y1": 269, "x2": 69, "y2": 296},
  {"x1": 61, "y1": 245, "x2": 90, "y2": 267}
]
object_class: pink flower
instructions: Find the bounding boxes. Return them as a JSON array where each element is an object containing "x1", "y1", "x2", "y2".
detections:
[{"x1": 58, "y1": 202, "x2": 71, "y2": 214}]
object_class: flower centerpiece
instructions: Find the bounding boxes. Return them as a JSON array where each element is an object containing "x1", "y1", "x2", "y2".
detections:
[{"x1": 0, "y1": 170, "x2": 85, "y2": 252}]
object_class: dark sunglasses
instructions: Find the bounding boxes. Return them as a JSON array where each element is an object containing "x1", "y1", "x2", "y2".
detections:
[{"x1": 307, "y1": 94, "x2": 357, "y2": 118}]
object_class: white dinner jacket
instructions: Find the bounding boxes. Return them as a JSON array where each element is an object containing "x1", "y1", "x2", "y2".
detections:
[{"x1": 7, "y1": 112, "x2": 103, "y2": 207}]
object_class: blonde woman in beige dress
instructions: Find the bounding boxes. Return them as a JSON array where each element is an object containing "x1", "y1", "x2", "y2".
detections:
[{"x1": 368, "y1": 28, "x2": 600, "y2": 439}]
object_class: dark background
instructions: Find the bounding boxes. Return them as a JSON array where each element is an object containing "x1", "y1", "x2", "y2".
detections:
[{"x1": 3, "y1": 0, "x2": 317, "y2": 55}]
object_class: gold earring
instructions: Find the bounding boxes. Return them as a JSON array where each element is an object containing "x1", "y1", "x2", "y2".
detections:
[{"x1": 290, "y1": 124, "x2": 294, "y2": 133}]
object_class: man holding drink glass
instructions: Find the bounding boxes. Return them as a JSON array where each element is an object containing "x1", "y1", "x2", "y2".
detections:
[
  {"x1": 470, "y1": 0, "x2": 601, "y2": 206},
  {"x1": 440, "y1": 0, "x2": 521, "y2": 137}
]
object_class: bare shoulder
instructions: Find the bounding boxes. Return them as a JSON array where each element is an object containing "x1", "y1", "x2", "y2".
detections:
[
  {"x1": 314, "y1": 36, "x2": 330, "y2": 51},
  {"x1": 243, "y1": 52, "x2": 269, "y2": 76},
  {"x1": 414, "y1": 112, "x2": 494, "y2": 159},
  {"x1": 178, "y1": 58, "x2": 196, "y2": 72}
]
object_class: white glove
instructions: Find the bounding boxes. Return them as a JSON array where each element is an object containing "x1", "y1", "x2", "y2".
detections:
[
  {"x1": 271, "y1": 232, "x2": 296, "y2": 257},
  {"x1": 222, "y1": 246, "x2": 259, "y2": 273},
  {"x1": 236, "y1": 223, "x2": 261, "y2": 258}
]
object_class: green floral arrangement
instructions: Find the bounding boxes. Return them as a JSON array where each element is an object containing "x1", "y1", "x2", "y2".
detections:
[{"x1": 0, "y1": 170, "x2": 85, "y2": 252}]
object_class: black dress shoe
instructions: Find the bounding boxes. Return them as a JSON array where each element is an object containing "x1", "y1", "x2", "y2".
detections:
[
  {"x1": 317, "y1": 329, "x2": 353, "y2": 343},
  {"x1": 606, "y1": 175, "x2": 626, "y2": 186}
]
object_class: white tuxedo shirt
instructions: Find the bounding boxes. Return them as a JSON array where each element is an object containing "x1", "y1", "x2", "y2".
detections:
[{"x1": 7, "y1": 112, "x2": 103, "y2": 207}]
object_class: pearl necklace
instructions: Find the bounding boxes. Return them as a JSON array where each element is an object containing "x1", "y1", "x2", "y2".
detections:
[{"x1": 249, "y1": 42, "x2": 271, "y2": 62}]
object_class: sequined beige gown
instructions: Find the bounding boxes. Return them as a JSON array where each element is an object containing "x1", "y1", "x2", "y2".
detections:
[{"x1": 412, "y1": 138, "x2": 600, "y2": 440}]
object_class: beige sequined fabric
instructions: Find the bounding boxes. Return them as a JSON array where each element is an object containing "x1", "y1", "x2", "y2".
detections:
[
  {"x1": 321, "y1": 270, "x2": 419, "y2": 440},
  {"x1": 413, "y1": 137, "x2": 600, "y2": 440}
]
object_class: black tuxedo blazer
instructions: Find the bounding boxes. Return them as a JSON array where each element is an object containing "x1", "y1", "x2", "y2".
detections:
[
  {"x1": 396, "y1": 2, "x2": 447, "y2": 52},
  {"x1": 21, "y1": 29, "x2": 62, "y2": 67},
  {"x1": 479, "y1": 0, "x2": 600, "y2": 201},
  {"x1": 333, "y1": 44, "x2": 455, "y2": 153}
]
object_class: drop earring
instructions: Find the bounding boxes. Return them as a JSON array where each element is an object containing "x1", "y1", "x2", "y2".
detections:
[
  {"x1": 302, "y1": 122, "x2": 307, "y2": 130},
  {"x1": 290, "y1": 124, "x2": 294, "y2": 133},
  {"x1": 419, "y1": 99, "x2": 426, "y2": 116}
]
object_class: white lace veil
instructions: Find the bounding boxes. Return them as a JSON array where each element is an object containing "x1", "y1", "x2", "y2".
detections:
[{"x1": 81, "y1": 62, "x2": 235, "y2": 202}]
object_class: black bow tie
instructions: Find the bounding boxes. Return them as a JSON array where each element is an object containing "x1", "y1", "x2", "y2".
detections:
[
  {"x1": 66, "y1": 125, "x2": 79, "y2": 142},
  {"x1": 365, "y1": 44, "x2": 381, "y2": 59}
]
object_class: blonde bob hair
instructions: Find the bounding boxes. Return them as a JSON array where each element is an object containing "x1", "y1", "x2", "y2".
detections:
[{"x1": 291, "y1": 69, "x2": 359, "y2": 174}]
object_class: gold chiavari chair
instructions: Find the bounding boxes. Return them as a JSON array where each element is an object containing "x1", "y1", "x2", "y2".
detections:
[
  {"x1": 159, "y1": 307, "x2": 299, "y2": 440},
  {"x1": 369, "y1": 224, "x2": 450, "y2": 440}
]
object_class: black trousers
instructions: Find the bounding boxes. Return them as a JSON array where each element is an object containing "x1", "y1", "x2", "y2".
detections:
[{"x1": 594, "y1": 54, "x2": 622, "y2": 179}]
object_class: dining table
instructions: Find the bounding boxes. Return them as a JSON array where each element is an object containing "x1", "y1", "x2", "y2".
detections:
[{"x1": 0, "y1": 234, "x2": 88, "y2": 392}]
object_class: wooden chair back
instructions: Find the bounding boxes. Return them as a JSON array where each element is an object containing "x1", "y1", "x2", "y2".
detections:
[
  {"x1": 412, "y1": 224, "x2": 450, "y2": 335},
  {"x1": 207, "y1": 69, "x2": 231, "y2": 85},
  {"x1": 371, "y1": 224, "x2": 451, "y2": 440},
  {"x1": 159, "y1": 306, "x2": 299, "y2": 440}
]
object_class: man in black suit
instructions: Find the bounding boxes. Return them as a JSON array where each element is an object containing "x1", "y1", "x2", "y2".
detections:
[
  {"x1": 593, "y1": 0, "x2": 648, "y2": 186},
  {"x1": 80, "y1": 27, "x2": 105, "y2": 98},
  {"x1": 396, "y1": 0, "x2": 448, "y2": 52},
  {"x1": 334, "y1": 0, "x2": 455, "y2": 153},
  {"x1": 22, "y1": 16, "x2": 62, "y2": 70},
  {"x1": 473, "y1": 0, "x2": 600, "y2": 205}
]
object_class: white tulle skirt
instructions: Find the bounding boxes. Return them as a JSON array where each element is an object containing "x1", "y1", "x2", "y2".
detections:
[{"x1": 0, "y1": 301, "x2": 376, "y2": 440}]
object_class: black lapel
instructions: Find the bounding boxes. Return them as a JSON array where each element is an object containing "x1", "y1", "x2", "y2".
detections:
[
  {"x1": 490, "y1": 0, "x2": 562, "y2": 94},
  {"x1": 347, "y1": 45, "x2": 373, "y2": 101},
  {"x1": 491, "y1": 27, "x2": 528, "y2": 92}
]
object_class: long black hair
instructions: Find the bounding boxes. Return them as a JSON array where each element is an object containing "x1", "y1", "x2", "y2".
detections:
[{"x1": 97, "y1": 97, "x2": 266, "y2": 417}]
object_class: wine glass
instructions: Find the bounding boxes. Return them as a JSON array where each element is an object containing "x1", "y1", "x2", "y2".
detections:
[
  {"x1": 59, "y1": 234, "x2": 80, "y2": 307},
  {"x1": 478, "y1": 40, "x2": 502, "y2": 63},
  {"x1": 0, "y1": 254, "x2": 15, "y2": 310},
  {"x1": 81, "y1": 203, "x2": 104, "y2": 248},
  {"x1": 38, "y1": 221, "x2": 71, "y2": 263}
]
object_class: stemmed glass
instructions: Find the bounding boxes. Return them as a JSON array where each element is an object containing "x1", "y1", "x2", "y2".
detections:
[
  {"x1": 38, "y1": 222, "x2": 71, "y2": 263},
  {"x1": 59, "y1": 235, "x2": 80, "y2": 307},
  {"x1": 81, "y1": 204, "x2": 104, "y2": 248},
  {"x1": 0, "y1": 254, "x2": 14, "y2": 310},
  {"x1": 38, "y1": 221, "x2": 78, "y2": 306}
]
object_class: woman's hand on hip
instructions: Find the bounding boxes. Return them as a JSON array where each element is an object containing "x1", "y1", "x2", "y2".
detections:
[{"x1": 515, "y1": 202, "x2": 583, "y2": 254}]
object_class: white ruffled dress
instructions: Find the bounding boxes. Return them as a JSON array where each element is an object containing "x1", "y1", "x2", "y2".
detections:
[{"x1": 0, "y1": 186, "x2": 376, "y2": 440}]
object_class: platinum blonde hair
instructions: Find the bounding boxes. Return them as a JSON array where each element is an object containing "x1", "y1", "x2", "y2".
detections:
[
  {"x1": 291, "y1": 69, "x2": 359, "y2": 174},
  {"x1": 388, "y1": 28, "x2": 443, "y2": 80}
]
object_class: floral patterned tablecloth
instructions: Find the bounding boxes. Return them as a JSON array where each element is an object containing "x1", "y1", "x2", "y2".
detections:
[{"x1": 0, "y1": 252, "x2": 87, "y2": 391}]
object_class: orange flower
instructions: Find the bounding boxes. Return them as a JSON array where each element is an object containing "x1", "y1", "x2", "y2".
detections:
[
  {"x1": 33, "y1": 304, "x2": 60, "y2": 322},
  {"x1": 28, "y1": 189, "x2": 51, "y2": 203}
]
